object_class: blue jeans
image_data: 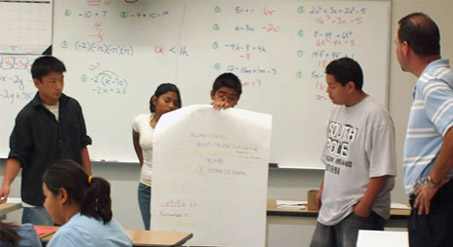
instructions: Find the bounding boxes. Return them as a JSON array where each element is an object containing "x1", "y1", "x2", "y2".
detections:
[
  {"x1": 22, "y1": 206, "x2": 53, "y2": 225},
  {"x1": 310, "y1": 211, "x2": 386, "y2": 247},
  {"x1": 138, "y1": 183, "x2": 151, "y2": 230}
]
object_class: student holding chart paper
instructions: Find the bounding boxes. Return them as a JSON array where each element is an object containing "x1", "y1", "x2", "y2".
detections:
[
  {"x1": 210, "y1": 72, "x2": 242, "y2": 110},
  {"x1": 310, "y1": 58, "x2": 397, "y2": 247},
  {"x1": 132, "y1": 83, "x2": 182, "y2": 230}
]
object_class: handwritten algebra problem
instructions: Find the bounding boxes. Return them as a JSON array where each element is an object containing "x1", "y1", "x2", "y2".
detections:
[
  {"x1": 76, "y1": 10, "x2": 108, "y2": 18},
  {"x1": 310, "y1": 6, "x2": 366, "y2": 26},
  {"x1": 0, "y1": 75, "x2": 26, "y2": 91},
  {"x1": 234, "y1": 24, "x2": 280, "y2": 33},
  {"x1": 227, "y1": 65, "x2": 277, "y2": 75},
  {"x1": 311, "y1": 50, "x2": 354, "y2": 60},
  {"x1": 241, "y1": 78, "x2": 262, "y2": 88},
  {"x1": 119, "y1": 10, "x2": 169, "y2": 19},
  {"x1": 0, "y1": 56, "x2": 32, "y2": 70},
  {"x1": 313, "y1": 30, "x2": 356, "y2": 47},
  {"x1": 309, "y1": 6, "x2": 367, "y2": 15},
  {"x1": 224, "y1": 43, "x2": 267, "y2": 53},
  {"x1": 73, "y1": 41, "x2": 134, "y2": 56},
  {"x1": 84, "y1": 70, "x2": 128, "y2": 95},
  {"x1": 305, "y1": 5, "x2": 367, "y2": 102},
  {"x1": 0, "y1": 90, "x2": 34, "y2": 105},
  {"x1": 0, "y1": 56, "x2": 35, "y2": 104}
]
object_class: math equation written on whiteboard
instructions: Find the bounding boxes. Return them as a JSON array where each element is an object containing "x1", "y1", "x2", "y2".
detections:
[
  {"x1": 55, "y1": 1, "x2": 372, "y2": 102},
  {"x1": 0, "y1": 56, "x2": 35, "y2": 105}
]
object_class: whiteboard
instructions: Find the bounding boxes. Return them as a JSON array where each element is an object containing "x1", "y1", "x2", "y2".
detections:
[
  {"x1": 0, "y1": 55, "x2": 38, "y2": 157},
  {"x1": 1, "y1": 0, "x2": 391, "y2": 169}
]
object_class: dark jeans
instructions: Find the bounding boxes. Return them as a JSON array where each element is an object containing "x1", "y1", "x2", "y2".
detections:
[
  {"x1": 310, "y1": 211, "x2": 386, "y2": 247},
  {"x1": 22, "y1": 206, "x2": 53, "y2": 225},
  {"x1": 409, "y1": 180, "x2": 453, "y2": 247}
]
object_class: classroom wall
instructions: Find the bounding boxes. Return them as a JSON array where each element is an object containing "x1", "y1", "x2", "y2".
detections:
[{"x1": 1, "y1": 0, "x2": 453, "y2": 246}]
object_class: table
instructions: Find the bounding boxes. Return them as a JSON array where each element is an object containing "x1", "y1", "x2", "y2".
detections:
[
  {"x1": 125, "y1": 230, "x2": 193, "y2": 247},
  {"x1": 266, "y1": 199, "x2": 410, "y2": 247},
  {"x1": 267, "y1": 199, "x2": 411, "y2": 219},
  {"x1": 40, "y1": 229, "x2": 193, "y2": 247},
  {"x1": 0, "y1": 202, "x2": 22, "y2": 217}
]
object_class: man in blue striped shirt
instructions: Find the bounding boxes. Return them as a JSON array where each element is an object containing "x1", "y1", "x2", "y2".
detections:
[{"x1": 396, "y1": 12, "x2": 453, "y2": 247}]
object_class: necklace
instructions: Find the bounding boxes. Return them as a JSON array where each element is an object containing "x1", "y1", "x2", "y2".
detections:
[{"x1": 150, "y1": 115, "x2": 159, "y2": 128}]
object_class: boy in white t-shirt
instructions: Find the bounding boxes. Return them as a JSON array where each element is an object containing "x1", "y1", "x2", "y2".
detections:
[{"x1": 310, "y1": 57, "x2": 397, "y2": 247}]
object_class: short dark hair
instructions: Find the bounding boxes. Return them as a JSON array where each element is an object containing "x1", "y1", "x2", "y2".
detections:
[
  {"x1": 31, "y1": 56, "x2": 66, "y2": 81},
  {"x1": 0, "y1": 221, "x2": 20, "y2": 246},
  {"x1": 42, "y1": 160, "x2": 113, "y2": 224},
  {"x1": 149, "y1": 83, "x2": 182, "y2": 113},
  {"x1": 398, "y1": 12, "x2": 440, "y2": 57},
  {"x1": 212, "y1": 73, "x2": 242, "y2": 97},
  {"x1": 325, "y1": 57, "x2": 364, "y2": 91}
]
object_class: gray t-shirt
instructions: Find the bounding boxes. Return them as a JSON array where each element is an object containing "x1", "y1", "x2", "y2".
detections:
[{"x1": 318, "y1": 96, "x2": 397, "y2": 226}]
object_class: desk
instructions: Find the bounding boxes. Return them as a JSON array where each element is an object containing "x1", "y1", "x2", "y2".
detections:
[
  {"x1": 0, "y1": 202, "x2": 22, "y2": 217},
  {"x1": 40, "y1": 229, "x2": 193, "y2": 247},
  {"x1": 267, "y1": 199, "x2": 411, "y2": 219},
  {"x1": 125, "y1": 230, "x2": 193, "y2": 247},
  {"x1": 266, "y1": 199, "x2": 410, "y2": 247}
]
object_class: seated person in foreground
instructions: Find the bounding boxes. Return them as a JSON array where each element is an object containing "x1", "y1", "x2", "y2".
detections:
[
  {"x1": 42, "y1": 159, "x2": 132, "y2": 247},
  {"x1": 0, "y1": 220, "x2": 42, "y2": 247}
]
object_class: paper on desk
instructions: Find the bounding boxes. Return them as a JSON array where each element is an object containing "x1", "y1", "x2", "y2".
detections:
[
  {"x1": 276, "y1": 200, "x2": 307, "y2": 205},
  {"x1": 276, "y1": 200, "x2": 307, "y2": 210},
  {"x1": 391, "y1": 202, "x2": 410, "y2": 209},
  {"x1": 34, "y1": 225, "x2": 59, "y2": 237},
  {"x1": 277, "y1": 205, "x2": 306, "y2": 210},
  {"x1": 7, "y1": 197, "x2": 22, "y2": 204}
]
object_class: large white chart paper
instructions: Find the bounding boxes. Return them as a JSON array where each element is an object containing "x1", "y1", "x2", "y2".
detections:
[{"x1": 151, "y1": 105, "x2": 272, "y2": 247}]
